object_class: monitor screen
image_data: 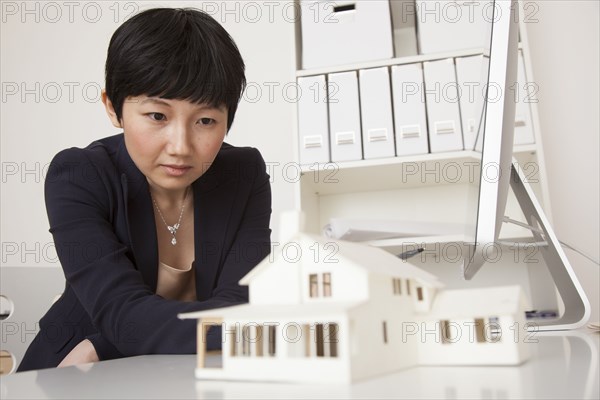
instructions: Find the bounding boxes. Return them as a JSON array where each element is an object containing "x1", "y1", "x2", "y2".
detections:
[{"x1": 463, "y1": 0, "x2": 520, "y2": 280}]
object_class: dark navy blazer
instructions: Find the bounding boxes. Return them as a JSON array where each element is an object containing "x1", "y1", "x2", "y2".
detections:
[{"x1": 18, "y1": 133, "x2": 272, "y2": 371}]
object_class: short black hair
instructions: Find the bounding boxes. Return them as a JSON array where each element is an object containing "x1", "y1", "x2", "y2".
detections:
[{"x1": 105, "y1": 8, "x2": 246, "y2": 130}]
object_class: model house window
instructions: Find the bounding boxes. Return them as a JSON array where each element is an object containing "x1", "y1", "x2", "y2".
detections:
[
  {"x1": 196, "y1": 318, "x2": 224, "y2": 369},
  {"x1": 440, "y1": 320, "x2": 456, "y2": 344},
  {"x1": 235, "y1": 324, "x2": 276, "y2": 357},
  {"x1": 229, "y1": 326, "x2": 238, "y2": 357},
  {"x1": 309, "y1": 274, "x2": 318, "y2": 297},
  {"x1": 416, "y1": 287, "x2": 424, "y2": 301},
  {"x1": 255, "y1": 325, "x2": 264, "y2": 357},
  {"x1": 316, "y1": 324, "x2": 324, "y2": 356},
  {"x1": 242, "y1": 325, "x2": 251, "y2": 356},
  {"x1": 314, "y1": 323, "x2": 339, "y2": 358},
  {"x1": 392, "y1": 278, "x2": 402, "y2": 295},
  {"x1": 475, "y1": 318, "x2": 486, "y2": 343},
  {"x1": 308, "y1": 273, "x2": 333, "y2": 298},
  {"x1": 268, "y1": 325, "x2": 277, "y2": 356},
  {"x1": 328, "y1": 324, "x2": 339, "y2": 357},
  {"x1": 406, "y1": 279, "x2": 411, "y2": 295},
  {"x1": 474, "y1": 317, "x2": 502, "y2": 343},
  {"x1": 488, "y1": 316, "x2": 502, "y2": 342},
  {"x1": 322, "y1": 273, "x2": 332, "y2": 297},
  {"x1": 382, "y1": 321, "x2": 388, "y2": 343}
]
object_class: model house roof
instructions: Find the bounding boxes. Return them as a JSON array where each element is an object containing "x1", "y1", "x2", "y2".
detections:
[
  {"x1": 423, "y1": 285, "x2": 527, "y2": 319},
  {"x1": 239, "y1": 233, "x2": 444, "y2": 288}
]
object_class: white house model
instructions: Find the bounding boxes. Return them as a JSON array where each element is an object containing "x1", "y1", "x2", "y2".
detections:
[{"x1": 179, "y1": 233, "x2": 531, "y2": 383}]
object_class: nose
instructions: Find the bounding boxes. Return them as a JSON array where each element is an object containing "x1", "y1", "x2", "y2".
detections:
[{"x1": 165, "y1": 122, "x2": 192, "y2": 157}]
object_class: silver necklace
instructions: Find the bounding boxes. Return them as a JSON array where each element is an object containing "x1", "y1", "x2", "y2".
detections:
[{"x1": 151, "y1": 187, "x2": 189, "y2": 245}]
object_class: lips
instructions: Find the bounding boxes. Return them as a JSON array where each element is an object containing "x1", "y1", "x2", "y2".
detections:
[{"x1": 161, "y1": 164, "x2": 192, "y2": 177}]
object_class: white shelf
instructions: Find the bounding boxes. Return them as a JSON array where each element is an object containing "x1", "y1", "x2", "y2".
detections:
[
  {"x1": 360, "y1": 234, "x2": 541, "y2": 257},
  {"x1": 300, "y1": 152, "x2": 476, "y2": 195},
  {"x1": 295, "y1": 32, "x2": 524, "y2": 78},
  {"x1": 366, "y1": 234, "x2": 466, "y2": 251},
  {"x1": 299, "y1": 146, "x2": 537, "y2": 196},
  {"x1": 300, "y1": 150, "x2": 478, "y2": 173},
  {"x1": 296, "y1": 48, "x2": 487, "y2": 77}
]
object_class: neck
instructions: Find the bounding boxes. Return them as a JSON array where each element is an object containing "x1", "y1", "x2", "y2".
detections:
[{"x1": 148, "y1": 183, "x2": 191, "y2": 209}]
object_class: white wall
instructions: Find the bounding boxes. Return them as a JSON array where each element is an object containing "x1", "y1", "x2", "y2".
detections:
[{"x1": 525, "y1": 1, "x2": 599, "y2": 323}]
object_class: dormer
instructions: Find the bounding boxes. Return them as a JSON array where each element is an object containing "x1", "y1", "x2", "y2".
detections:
[{"x1": 240, "y1": 233, "x2": 443, "y2": 307}]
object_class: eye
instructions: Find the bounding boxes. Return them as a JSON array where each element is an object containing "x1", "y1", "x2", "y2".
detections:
[
  {"x1": 147, "y1": 113, "x2": 166, "y2": 122},
  {"x1": 198, "y1": 117, "x2": 216, "y2": 126}
]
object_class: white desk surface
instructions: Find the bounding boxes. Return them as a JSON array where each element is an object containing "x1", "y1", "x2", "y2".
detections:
[{"x1": 2, "y1": 330, "x2": 598, "y2": 400}]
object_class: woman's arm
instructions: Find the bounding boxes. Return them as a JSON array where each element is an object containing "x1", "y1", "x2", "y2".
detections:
[{"x1": 45, "y1": 146, "x2": 271, "y2": 357}]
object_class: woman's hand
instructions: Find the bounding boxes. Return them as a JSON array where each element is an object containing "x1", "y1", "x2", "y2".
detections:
[{"x1": 58, "y1": 339, "x2": 99, "y2": 368}]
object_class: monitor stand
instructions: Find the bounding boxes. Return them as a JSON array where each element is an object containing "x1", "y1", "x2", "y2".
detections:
[{"x1": 510, "y1": 161, "x2": 590, "y2": 331}]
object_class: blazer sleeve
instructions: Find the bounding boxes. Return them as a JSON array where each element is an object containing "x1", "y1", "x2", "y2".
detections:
[
  {"x1": 211, "y1": 149, "x2": 272, "y2": 302},
  {"x1": 45, "y1": 147, "x2": 271, "y2": 357}
]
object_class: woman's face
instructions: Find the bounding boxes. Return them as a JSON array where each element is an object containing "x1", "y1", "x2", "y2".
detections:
[{"x1": 102, "y1": 93, "x2": 228, "y2": 194}]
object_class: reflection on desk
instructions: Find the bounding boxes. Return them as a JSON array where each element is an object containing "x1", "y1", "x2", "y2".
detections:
[{"x1": 1, "y1": 331, "x2": 598, "y2": 399}]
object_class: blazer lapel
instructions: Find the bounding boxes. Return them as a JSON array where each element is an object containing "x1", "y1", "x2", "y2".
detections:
[
  {"x1": 116, "y1": 137, "x2": 159, "y2": 291},
  {"x1": 192, "y1": 159, "x2": 237, "y2": 301},
  {"x1": 115, "y1": 135, "x2": 237, "y2": 298}
]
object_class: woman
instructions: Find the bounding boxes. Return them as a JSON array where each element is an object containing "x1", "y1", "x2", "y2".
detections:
[{"x1": 18, "y1": 8, "x2": 271, "y2": 371}]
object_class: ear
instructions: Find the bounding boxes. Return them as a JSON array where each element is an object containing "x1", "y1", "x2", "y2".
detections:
[{"x1": 101, "y1": 90, "x2": 122, "y2": 128}]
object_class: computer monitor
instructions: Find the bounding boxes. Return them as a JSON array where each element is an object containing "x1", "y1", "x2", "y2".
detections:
[{"x1": 462, "y1": 0, "x2": 590, "y2": 330}]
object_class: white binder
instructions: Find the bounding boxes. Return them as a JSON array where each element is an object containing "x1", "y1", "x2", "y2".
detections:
[
  {"x1": 423, "y1": 58, "x2": 464, "y2": 153},
  {"x1": 514, "y1": 50, "x2": 536, "y2": 145},
  {"x1": 359, "y1": 67, "x2": 395, "y2": 160},
  {"x1": 328, "y1": 71, "x2": 363, "y2": 162},
  {"x1": 391, "y1": 63, "x2": 429, "y2": 156},
  {"x1": 297, "y1": 75, "x2": 330, "y2": 165},
  {"x1": 455, "y1": 55, "x2": 487, "y2": 151}
]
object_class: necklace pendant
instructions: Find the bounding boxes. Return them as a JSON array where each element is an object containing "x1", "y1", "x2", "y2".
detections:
[{"x1": 151, "y1": 187, "x2": 188, "y2": 248}]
